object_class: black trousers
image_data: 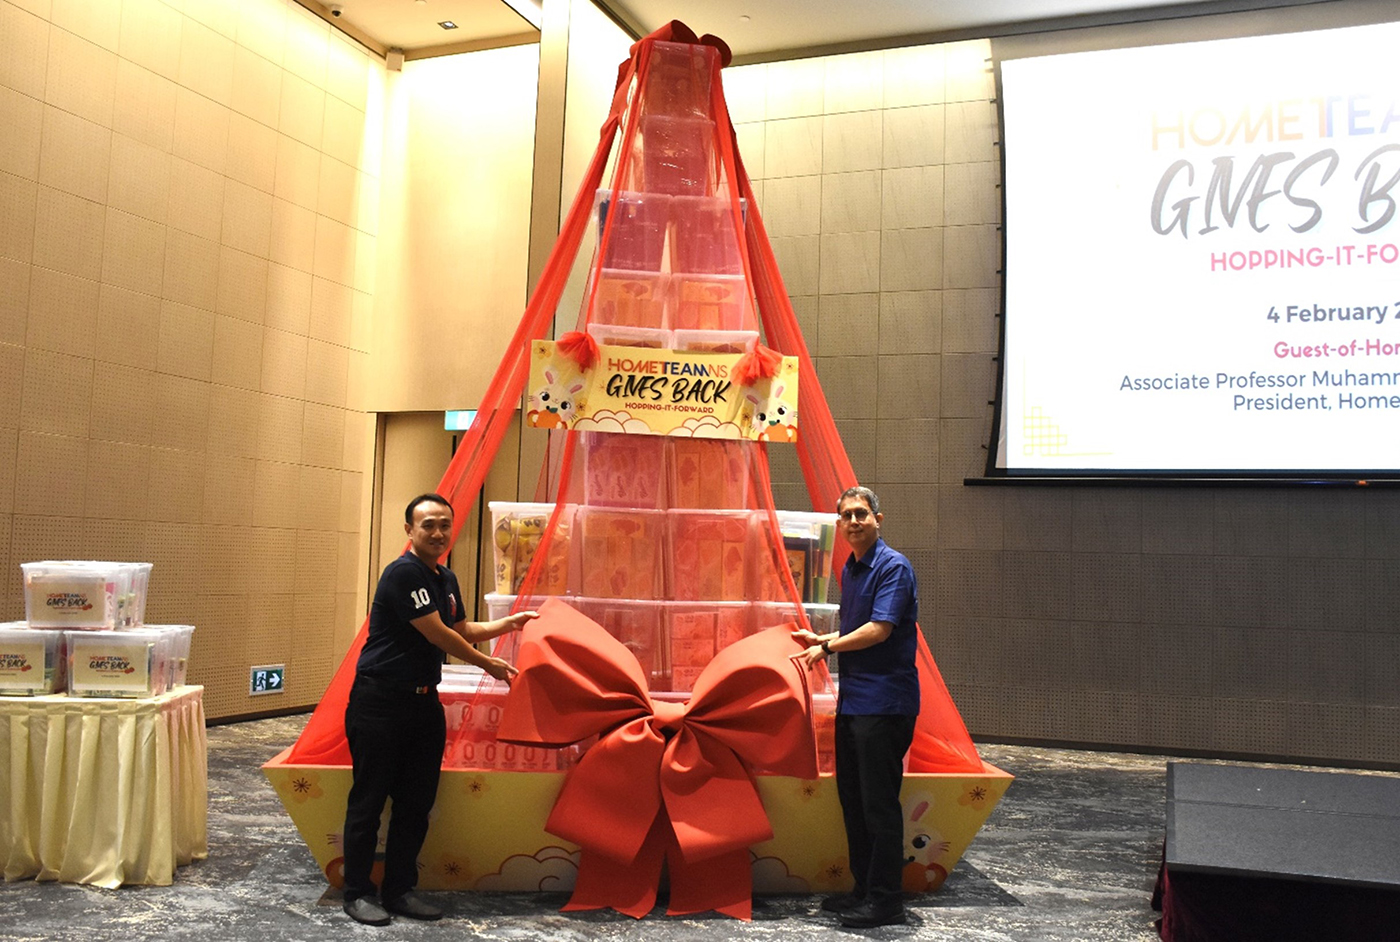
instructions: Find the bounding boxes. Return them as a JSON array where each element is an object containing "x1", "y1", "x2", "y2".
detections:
[
  {"x1": 342, "y1": 676, "x2": 446, "y2": 903},
  {"x1": 834, "y1": 713, "x2": 917, "y2": 908}
]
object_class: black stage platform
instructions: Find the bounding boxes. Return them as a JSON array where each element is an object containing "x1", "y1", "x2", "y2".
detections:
[{"x1": 1154, "y1": 761, "x2": 1400, "y2": 942}]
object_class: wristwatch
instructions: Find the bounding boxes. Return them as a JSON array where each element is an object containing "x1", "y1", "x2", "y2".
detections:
[{"x1": 821, "y1": 640, "x2": 833, "y2": 655}]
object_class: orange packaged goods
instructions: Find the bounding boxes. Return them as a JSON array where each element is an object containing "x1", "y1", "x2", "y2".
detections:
[
  {"x1": 668, "y1": 273, "x2": 754, "y2": 331},
  {"x1": 665, "y1": 601, "x2": 748, "y2": 692},
  {"x1": 583, "y1": 433, "x2": 667, "y2": 509},
  {"x1": 667, "y1": 510, "x2": 751, "y2": 601},
  {"x1": 668, "y1": 438, "x2": 750, "y2": 508},
  {"x1": 575, "y1": 508, "x2": 665, "y2": 599},
  {"x1": 594, "y1": 269, "x2": 668, "y2": 328},
  {"x1": 489, "y1": 502, "x2": 572, "y2": 596}
]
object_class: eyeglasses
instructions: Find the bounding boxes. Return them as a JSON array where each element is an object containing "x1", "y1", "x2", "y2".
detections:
[{"x1": 838, "y1": 507, "x2": 872, "y2": 522}]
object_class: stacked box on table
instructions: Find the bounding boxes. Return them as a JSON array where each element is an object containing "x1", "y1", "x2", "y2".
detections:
[
  {"x1": 488, "y1": 502, "x2": 572, "y2": 596},
  {"x1": 147, "y1": 625, "x2": 195, "y2": 687},
  {"x1": 574, "y1": 507, "x2": 665, "y2": 599},
  {"x1": 667, "y1": 509, "x2": 751, "y2": 601},
  {"x1": 0, "y1": 622, "x2": 67, "y2": 695},
  {"x1": 21, "y1": 560, "x2": 152, "y2": 630},
  {"x1": 65, "y1": 628, "x2": 166, "y2": 697}
]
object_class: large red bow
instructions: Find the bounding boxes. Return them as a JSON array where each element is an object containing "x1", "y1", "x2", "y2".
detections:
[{"x1": 498, "y1": 598, "x2": 817, "y2": 919}]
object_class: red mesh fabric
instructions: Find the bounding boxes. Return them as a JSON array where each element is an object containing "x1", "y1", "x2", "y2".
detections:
[{"x1": 286, "y1": 22, "x2": 980, "y2": 774}]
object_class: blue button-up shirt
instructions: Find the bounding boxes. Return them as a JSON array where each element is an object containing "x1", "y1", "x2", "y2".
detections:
[{"x1": 837, "y1": 538, "x2": 920, "y2": 715}]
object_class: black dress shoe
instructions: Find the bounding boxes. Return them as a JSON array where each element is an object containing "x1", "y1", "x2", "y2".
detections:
[
  {"x1": 838, "y1": 901, "x2": 907, "y2": 928},
  {"x1": 821, "y1": 892, "x2": 865, "y2": 913},
  {"x1": 343, "y1": 895, "x2": 391, "y2": 926},
  {"x1": 384, "y1": 891, "x2": 443, "y2": 921}
]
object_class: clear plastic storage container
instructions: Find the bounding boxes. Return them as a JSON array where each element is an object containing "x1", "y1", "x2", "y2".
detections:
[
  {"x1": 592, "y1": 269, "x2": 668, "y2": 328},
  {"x1": 21, "y1": 561, "x2": 153, "y2": 630},
  {"x1": 0, "y1": 623, "x2": 67, "y2": 696},
  {"x1": 669, "y1": 195, "x2": 745, "y2": 274},
  {"x1": 640, "y1": 114, "x2": 714, "y2": 196},
  {"x1": 595, "y1": 190, "x2": 670, "y2": 271},
  {"x1": 148, "y1": 625, "x2": 195, "y2": 687},
  {"x1": 752, "y1": 510, "x2": 838, "y2": 604},
  {"x1": 668, "y1": 273, "x2": 754, "y2": 331},
  {"x1": 488, "y1": 502, "x2": 573, "y2": 596},
  {"x1": 574, "y1": 508, "x2": 666, "y2": 600},
  {"x1": 573, "y1": 597, "x2": 668, "y2": 691},
  {"x1": 582, "y1": 433, "x2": 667, "y2": 509},
  {"x1": 666, "y1": 510, "x2": 752, "y2": 601},
  {"x1": 23, "y1": 561, "x2": 120, "y2": 629},
  {"x1": 667, "y1": 438, "x2": 751, "y2": 509}
]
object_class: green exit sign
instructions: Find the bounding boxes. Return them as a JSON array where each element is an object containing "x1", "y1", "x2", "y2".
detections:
[{"x1": 250, "y1": 665, "x2": 286, "y2": 696}]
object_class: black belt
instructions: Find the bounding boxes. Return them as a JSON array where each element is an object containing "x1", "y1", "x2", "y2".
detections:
[{"x1": 358, "y1": 674, "x2": 436, "y2": 696}]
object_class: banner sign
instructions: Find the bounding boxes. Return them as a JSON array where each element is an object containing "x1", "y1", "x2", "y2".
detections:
[{"x1": 527, "y1": 341, "x2": 799, "y2": 440}]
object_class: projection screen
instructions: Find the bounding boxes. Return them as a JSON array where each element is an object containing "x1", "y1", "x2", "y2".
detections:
[{"x1": 995, "y1": 20, "x2": 1400, "y2": 477}]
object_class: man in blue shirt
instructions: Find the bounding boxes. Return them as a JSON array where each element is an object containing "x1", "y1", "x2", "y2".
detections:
[
  {"x1": 342, "y1": 493, "x2": 536, "y2": 926},
  {"x1": 795, "y1": 485, "x2": 920, "y2": 928}
]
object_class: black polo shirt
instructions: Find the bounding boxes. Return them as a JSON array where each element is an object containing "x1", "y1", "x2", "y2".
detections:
[{"x1": 357, "y1": 550, "x2": 463, "y2": 687}]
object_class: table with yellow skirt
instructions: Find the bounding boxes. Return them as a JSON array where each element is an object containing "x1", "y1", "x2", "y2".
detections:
[{"x1": 0, "y1": 685, "x2": 208, "y2": 888}]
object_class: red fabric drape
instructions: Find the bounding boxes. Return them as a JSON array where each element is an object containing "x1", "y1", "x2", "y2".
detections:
[{"x1": 287, "y1": 21, "x2": 980, "y2": 776}]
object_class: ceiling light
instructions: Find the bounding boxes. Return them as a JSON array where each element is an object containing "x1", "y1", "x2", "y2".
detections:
[{"x1": 438, "y1": 20, "x2": 457, "y2": 29}]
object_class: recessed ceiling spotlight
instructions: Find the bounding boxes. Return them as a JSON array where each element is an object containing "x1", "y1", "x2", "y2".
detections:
[{"x1": 438, "y1": 20, "x2": 457, "y2": 29}]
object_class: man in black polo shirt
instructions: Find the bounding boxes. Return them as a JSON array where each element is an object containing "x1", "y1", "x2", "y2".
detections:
[{"x1": 342, "y1": 493, "x2": 536, "y2": 926}]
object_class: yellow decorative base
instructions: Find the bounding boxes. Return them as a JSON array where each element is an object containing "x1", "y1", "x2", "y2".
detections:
[{"x1": 263, "y1": 748, "x2": 1010, "y2": 894}]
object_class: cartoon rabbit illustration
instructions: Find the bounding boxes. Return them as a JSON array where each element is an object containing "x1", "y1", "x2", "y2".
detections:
[
  {"x1": 743, "y1": 380, "x2": 798, "y2": 442},
  {"x1": 527, "y1": 368, "x2": 585, "y2": 429},
  {"x1": 901, "y1": 792, "x2": 952, "y2": 891}
]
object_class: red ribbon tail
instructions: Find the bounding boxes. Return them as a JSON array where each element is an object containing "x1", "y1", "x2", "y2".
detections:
[
  {"x1": 560, "y1": 813, "x2": 668, "y2": 919},
  {"x1": 666, "y1": 847, "x2": 753, "y2": 920}
]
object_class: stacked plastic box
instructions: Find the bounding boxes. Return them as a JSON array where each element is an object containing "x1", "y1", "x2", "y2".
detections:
[{"x1": 5, "y1": 561, "x2": 195, "y2": 698}]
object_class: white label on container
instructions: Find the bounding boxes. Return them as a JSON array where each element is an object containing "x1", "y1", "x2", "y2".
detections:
[
  {"x1": 0, "y1": 639, "x2": 47, "y2": 690},
  {"x1": 71, "y1": 643, "x2": 151, "y2": 693}
]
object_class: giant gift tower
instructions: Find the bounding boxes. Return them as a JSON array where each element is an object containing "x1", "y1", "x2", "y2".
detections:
[{"x1": 277, "y1": 21, "x2": 1001, "y2": 920}]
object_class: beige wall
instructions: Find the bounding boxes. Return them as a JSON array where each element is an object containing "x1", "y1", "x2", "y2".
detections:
[
  {"x1": 724, "y1": 0, "x2": 1400, "y2": 767},
  {"x1": 0, "y1": 0, "x2": 380, "y2": 718},
  {"x1": 368, "y1": 45, "x2": 539, "y2": 414}
]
